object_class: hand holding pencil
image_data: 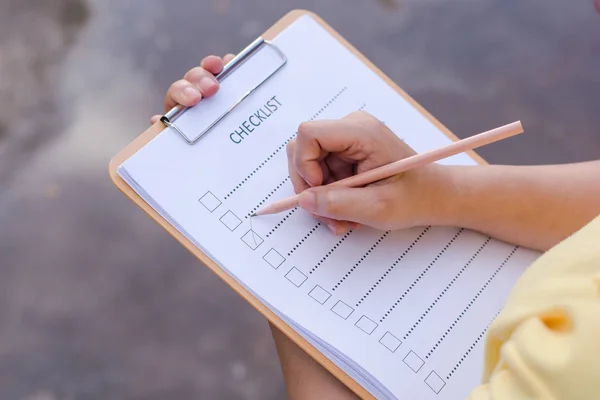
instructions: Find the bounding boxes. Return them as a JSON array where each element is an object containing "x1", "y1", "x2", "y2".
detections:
[{"x1": 254, "y1": 111, "x2": 523, "y2": 235}]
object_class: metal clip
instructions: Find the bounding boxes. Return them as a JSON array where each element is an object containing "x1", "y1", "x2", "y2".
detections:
[{"x1": 160, "y1": 38, "x2": 287, "y2": 145}]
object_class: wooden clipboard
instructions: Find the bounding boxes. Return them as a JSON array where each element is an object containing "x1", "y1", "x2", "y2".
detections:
[{"x1": 109, "y1": 9, "x2": 487, "y2": 399}]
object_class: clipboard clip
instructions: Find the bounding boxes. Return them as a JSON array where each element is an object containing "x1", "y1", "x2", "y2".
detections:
[{"x1": 160, "y1": 38, "x2": 287, "y2": 145}]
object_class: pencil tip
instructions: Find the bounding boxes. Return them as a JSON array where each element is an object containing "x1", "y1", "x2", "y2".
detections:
[{"x1": 250, "y1": 213, "x2": 257, "y2": 217}]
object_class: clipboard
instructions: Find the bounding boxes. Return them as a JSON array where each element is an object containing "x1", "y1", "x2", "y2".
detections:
[{"x1": 109, "y1": 9, "x2": 488, "y2": 399}]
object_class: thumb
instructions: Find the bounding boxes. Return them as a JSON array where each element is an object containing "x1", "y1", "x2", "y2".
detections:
[{"x1": 297, "y1": 185, "x2": 384, "y2": 226}]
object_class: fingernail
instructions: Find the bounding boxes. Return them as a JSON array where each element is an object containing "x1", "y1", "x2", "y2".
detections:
[
  {"x1": 327, "y1": 223, "x2": 338, "y2": 234},
  {"x1": 184, "y1": 85, "x2": 200, "y2": 99},
  {"x1": 298, "y1": 191, "x2": 317, "y2": 212},
  {"x1": 199, "y1": 77, "x2": 217, "y2": 92}
]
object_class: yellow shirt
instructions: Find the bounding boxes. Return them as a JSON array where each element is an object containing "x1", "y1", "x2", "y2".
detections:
[{"x1": 468, "y1": 215, "x2": 600, "y2": 400}]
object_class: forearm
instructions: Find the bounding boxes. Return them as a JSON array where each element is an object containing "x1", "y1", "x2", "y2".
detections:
[
  {"x1": 269, "y1": 324, "x2": 358, "y2": 400},
  {"x1": 437, "y1": 161, "x2": 600, "y2": 251}
]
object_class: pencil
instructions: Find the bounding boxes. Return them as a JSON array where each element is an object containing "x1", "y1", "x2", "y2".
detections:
[{"x1": 253, "y1": 121, "x2": 523, "y2": 217}]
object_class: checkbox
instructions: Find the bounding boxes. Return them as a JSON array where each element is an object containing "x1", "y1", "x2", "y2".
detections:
[
  {"x1": 331, "y1": 301, "x2": 354, "y2": 320},
  {"x1": 263, "y1": 249, "x2": 285, "y2": 269},
  {"x1": 355, "y1": 316, "x2": 378, "y2": 335},
  {"x1": 309, "y1": 285, "x2": 331, "y2": 305},
  {"x1": 199, "y1": 191, "x2": 221, "y2": 212},
  {"x1": 242, "y1": 230, "x2": 263, "y2": 250},
  {"x1": 403, "y1": 351, "x2": 424, "y2": 373},
  {"x1": 220, "y1": 210, "x2": 242, "y2": 231},
  {"x1": 379, "y1": 332, "x2": 402, "y2": 353},
  {"x1": 285, "y1": 267, "x2": 308, "y2": 287},
  {"x1": 425, "y1": 371, "x2": 446, "y2": 394}
]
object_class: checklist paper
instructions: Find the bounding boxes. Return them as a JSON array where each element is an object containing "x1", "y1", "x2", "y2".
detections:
[{"x1": 117, "y1": 14, "x2": 540, "y2": 400}]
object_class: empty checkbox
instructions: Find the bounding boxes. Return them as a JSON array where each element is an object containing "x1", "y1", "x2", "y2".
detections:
[
  {"x1": 403, "y1": 351, "x2": 424, "y2": 373},
  {"x1": 220, "y1": 211, "x2": 242, "y2": 231},
  {"x1": 263, "y1": 249, "x2": 285, "y2": 269},
  {"x1": 425, "y1": 371, "x2": 446, "y2": 394},
  {"x1": 379, "y1": 332, "x2": 402, "y2": 353},
  {"x1": 199, "y1": 191, "x2": 221, "y2": 212},
  {"x1": 309, "y1": 286, "x2": 331, "y2": 305},
  {"x1": 355, "y1": 316, "x2": 378, "y2": 335},
  {"x1": 285, "y1": 267, "x2": 307, "y2": 287},
  {"x1": 241, "y1": 230, "x2": 263, "y2": 250},
  {"x1": 331, "y1": 301, "x2": 354, "y2": 320}
]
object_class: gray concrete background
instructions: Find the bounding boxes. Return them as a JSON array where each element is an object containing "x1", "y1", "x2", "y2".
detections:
[{"x1": 1, "y1": 0, "x2": 599, "y2": 399}]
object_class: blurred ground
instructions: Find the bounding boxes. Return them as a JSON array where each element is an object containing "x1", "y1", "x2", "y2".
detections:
[{"x1": 1, "y1": 0, "x2": 599, "y2": 399}]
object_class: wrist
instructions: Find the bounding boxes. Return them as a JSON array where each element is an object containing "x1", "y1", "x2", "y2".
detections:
[{"x1": 419, "y1": 165, "x2": 476, "y2": 228}]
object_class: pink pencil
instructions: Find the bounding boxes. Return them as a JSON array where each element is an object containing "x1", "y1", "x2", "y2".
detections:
[{"x1": 253, "y1": 121, "x2": 523, "y2": 217}]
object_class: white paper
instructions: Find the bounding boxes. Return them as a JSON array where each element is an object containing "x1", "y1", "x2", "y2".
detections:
[{"x1": 118, "y1": 14, "x2": 540, "y2": 400}]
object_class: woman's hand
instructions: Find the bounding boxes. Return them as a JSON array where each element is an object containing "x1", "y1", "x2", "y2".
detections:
[
  {"x1": 287, "y1": 111, "x2": 452, "y2": 235},
  {"x1": 288, "y1": 111, "x2": 600, "y2": 250},
  {"x1": 150, "y1": 54, "x2": 235, "y2": 125}
]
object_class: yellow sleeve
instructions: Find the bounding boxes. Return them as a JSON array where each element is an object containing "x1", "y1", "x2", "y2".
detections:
[{"x1": 467, "y1": 216, "x2": 600, "y2": 400}]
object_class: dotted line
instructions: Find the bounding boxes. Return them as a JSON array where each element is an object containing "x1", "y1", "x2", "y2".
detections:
[
  {"x1": 265, "y1": 208, "x2": 298, "y2": 238},
  {"x1": 224, "y1": 136, "x2": 294, "y2": 201},
  {"x1": 404, "y1": 237, "x2": 492, "y2": 341},
  {"x1": 246, "y1": 176, "x2": 290, "y2": 218},
  {"x1": 446, "y1": 312, "x2": 499, "y2": 380},
  {"x1": 309, "y1": 231, "x2": 353, "y2": 274},
  {"x1": 358, "y1": 103, "x2": 367, "y2": 111},
  {"x1": 223, "y1": 87, "x2": 348, "y2": 200},
  {"x1": 356, "y1": 227, "x2": 431, "y2": 307},
  {"x1": 427, "y1": 246, "x2": 518, "y2": 359},
  {"x1": 380, "y1": 229, "x2": 464, "y2": 323},
  {"x1": 307, "y1": 87, "x2": 348, "y2": 122},
  {"x1": 288, "y1": 222, "x2": 322, "y2": 257},
  {"x1": 332, "y1": 231, "x2": 390, "y2": 292}
]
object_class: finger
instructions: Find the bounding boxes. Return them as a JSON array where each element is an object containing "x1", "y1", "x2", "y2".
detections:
[
  {"x1": 297, "y1": 185, "x2": 386, "y2": 226},
  {"x1": 150, "y1": 114, "x2": 161, "y2": 125},
  {"x1": 286, "y1": 139, "x2": 310, "y2": 194},
  {"x1": 200, "y1": 55, "x2": 225, "y2": 75},
  {"x1": 294, "y1": 118, "x2": 373, "y2": 187},
  {"x1": 288, "y1": 140, "x2": 349, "y2": 233},
  {"x1": 349, "y1": 222, "x2": 361, "y2": 231},
  {"x1": 223, "y1": 53, "x2": 236, "y2": 64},
  {"x1": 164, "y1": 79, "x2": 202, "y2": 113},
  {"x1": 320, "y1": 217, "x2": 351, "y2": 235},
  {"x1": 184, "y1": 67, "x2": 219, "y2": 98}
]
